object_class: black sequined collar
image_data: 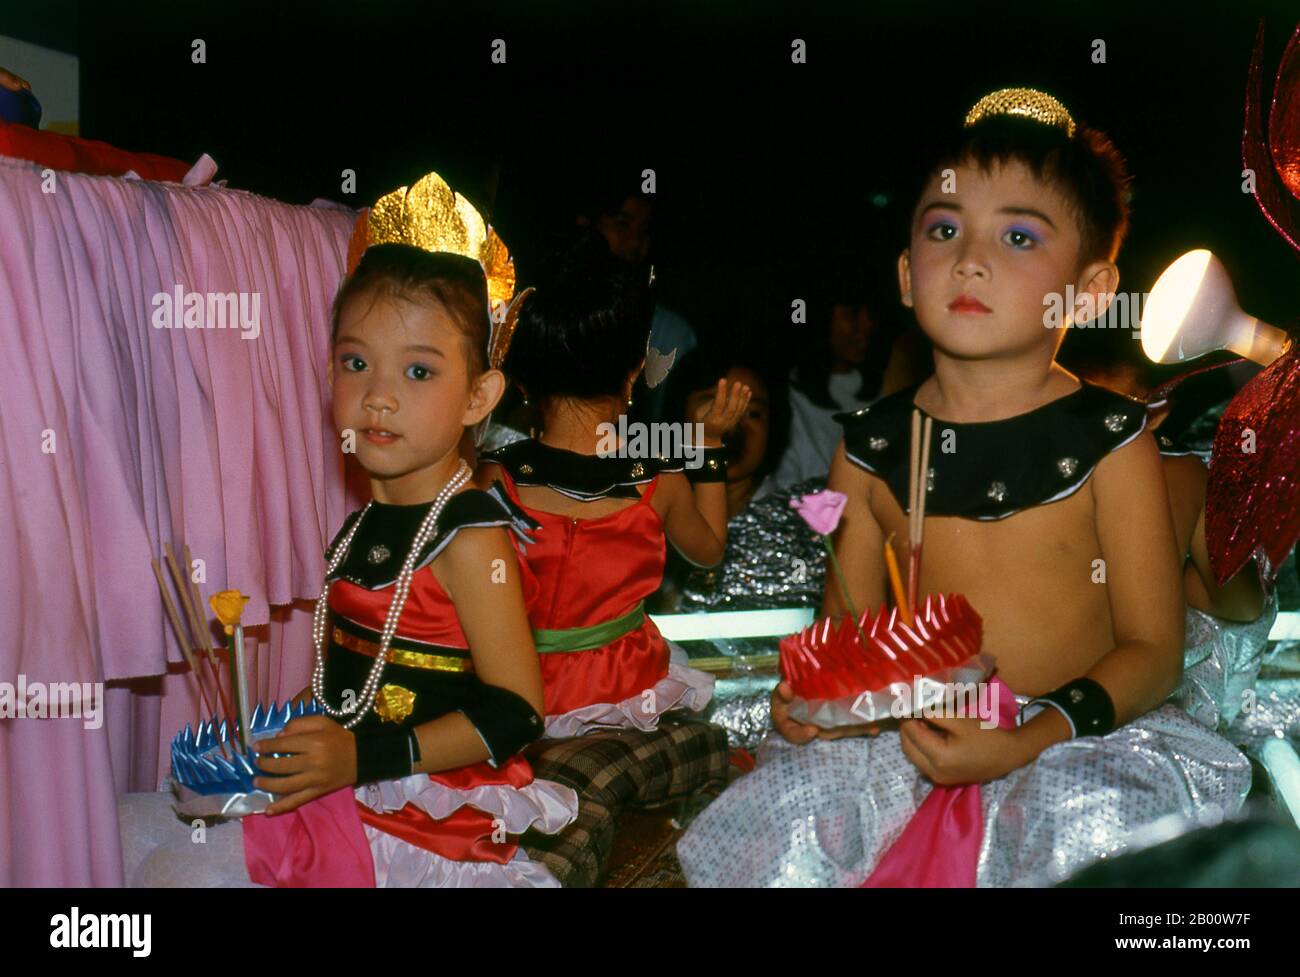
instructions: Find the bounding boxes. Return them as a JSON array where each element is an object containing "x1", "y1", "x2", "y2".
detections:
[
  {"x1": 325, "y1": 481, "x2": 539, "y2": 590},
  {"x1": 479, "y1": 438, "x2": 686, "y2": 500},
  {"x1": 836, "y1": 380, "x2": 1147, "y2": 520}
]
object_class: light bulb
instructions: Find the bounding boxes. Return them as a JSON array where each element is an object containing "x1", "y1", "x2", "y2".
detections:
[{"x1": 1140, "y1": 249, "x2": 1290, "y2": 366}]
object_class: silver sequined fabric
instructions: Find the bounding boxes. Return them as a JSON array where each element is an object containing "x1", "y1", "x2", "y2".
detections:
[
  {"x1": 703, "y1": 683, "x2": 774, "y2": 752},
  {"x1": 678, "y1": 703, "x2": 1252, "y2": 888},
  {"x1": 677, "y1": 478, "x2": 827, "y2": 612},
  {"x1": 1229, "y1": 679, "x2": 1300, "y2": 753},
  {"x1": 678, "y1": 599, "x2": 1281, "y2": 888},
  {"x1": 1177, "y1": 593, "x2": 1279, "y2": 732}
]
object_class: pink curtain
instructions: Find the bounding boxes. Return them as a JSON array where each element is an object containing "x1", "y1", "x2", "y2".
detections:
[{"x1": 0, "y1": 155, "x2": 362, "y2": 884}]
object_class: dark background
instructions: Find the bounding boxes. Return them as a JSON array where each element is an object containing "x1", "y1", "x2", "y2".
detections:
[{"x1": 12, "y1": 0, "x2": 1300, "y2": 378}]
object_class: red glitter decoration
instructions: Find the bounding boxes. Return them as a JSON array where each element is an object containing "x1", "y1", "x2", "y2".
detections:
[
  {"x1": 1205, "y1": 23, "x2": 1300, "y2": 586},
  {"x1": 780, "y1": 593, "x2": 983, "y2": 701},
  {"x1": 1244, "y1": 23, "x2": 1300, "y2": 251},
  {"x1": 1207, "y1": 342, "x2": 1300, "y2": 584}
]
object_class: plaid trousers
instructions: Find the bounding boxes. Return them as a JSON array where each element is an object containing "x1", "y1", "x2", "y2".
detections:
[{"x1": 521, "y1": 717, "x2": 730, "y2": 887}]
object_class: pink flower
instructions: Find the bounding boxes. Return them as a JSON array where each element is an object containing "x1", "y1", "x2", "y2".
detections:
[{"x1": 790, "y1": 490, "x2": 848, "y2": 536}]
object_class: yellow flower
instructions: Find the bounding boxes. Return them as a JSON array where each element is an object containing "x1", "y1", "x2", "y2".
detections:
[{"x1": 209, "y1": 590, "x2": 250, "y2": 635}]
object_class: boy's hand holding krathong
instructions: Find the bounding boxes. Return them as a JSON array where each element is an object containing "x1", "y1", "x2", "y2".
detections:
[{"x1": 899, "y1": 714, "x2": 1025, "y2": 785}]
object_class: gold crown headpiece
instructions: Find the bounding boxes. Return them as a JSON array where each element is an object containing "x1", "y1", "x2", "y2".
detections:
[
  {"x1": 964, "y1": 87, "x2": 1076, "y2": 138},
  {"x1": 345, "y1": 170, "x2": 532, "y2": 371}
]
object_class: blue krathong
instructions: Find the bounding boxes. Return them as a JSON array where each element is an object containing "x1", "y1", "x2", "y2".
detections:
[{"x1": 170, "y1": 699, "x2": 323, "y2": 796}]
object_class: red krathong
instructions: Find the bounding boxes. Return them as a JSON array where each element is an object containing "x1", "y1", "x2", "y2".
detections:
[{"x1": 780, "y1": 593, "x2": 983, "y2": 701}]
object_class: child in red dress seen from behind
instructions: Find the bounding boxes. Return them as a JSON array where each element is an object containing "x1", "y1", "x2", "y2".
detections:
[{"x1": 478, "y1": 236, "x2": 751, "y2": 737}]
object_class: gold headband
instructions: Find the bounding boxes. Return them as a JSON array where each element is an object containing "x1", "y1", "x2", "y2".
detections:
[
  {"x1": 345, "y1": 170, "x2": 531, "y2": 371},
  {"x1": 964, "y1": 87, "x2": 1077, "y2": 138}
]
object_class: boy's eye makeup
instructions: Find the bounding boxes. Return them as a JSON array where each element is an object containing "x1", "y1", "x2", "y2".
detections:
[
  {"x1": 924, "y1": 219, "x2": 959, "y2": 241},
  {"x1": 1003, "y1": 225, "x2": 1041, "y2": 248}
]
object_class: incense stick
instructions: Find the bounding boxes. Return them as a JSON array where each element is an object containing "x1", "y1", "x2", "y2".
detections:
[
  {"x1": 184, "y1": 545, "x2": 232, "y2": 706},
  {"x1": 907, "y1": 417, "x2": 933, "y2": 615},
  {"x1": 182, "y1": 546, "x2": 207, "y2": 646},
  {"x1": 153, "y1": 554, "x2": 229, "y2": 759},
  {"x1": 152, "y1": 559, "x2": 216, "y2": 720},
  {"x1": 194, "y1": 579, "x2": 239, "y2": 746},
  {"x1": 164, "y1": 544, "x2": 206, "y2": 661},
  {"x1": 908, "y1": 410, "x2": 922, "y2": 545}
]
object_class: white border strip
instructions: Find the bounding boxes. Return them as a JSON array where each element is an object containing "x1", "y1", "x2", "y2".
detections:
[
  {"x1": 654, "y1": 608, "x2": 1300, "y2": 643},
  {"x1": 650, "y1": 608, "x2": 816, "y2": 642},
  {"x1": 1259, "y1": 738, "x2": 1300, "y2": 831},
  {"x1": 1270, "y1": 611, "x2": 1300, "y2": 641}
]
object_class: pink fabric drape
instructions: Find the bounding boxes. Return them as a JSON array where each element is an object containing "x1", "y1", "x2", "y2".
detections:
[
  {"x1": 243, "y1": 787, "x2": 376, "y2": 888},
  {"x1": 0, "y1": 155, "x2": 361, "y2": 884},
  {"x1": 862, "y1": 675, "x2": 1021, "y2": 888}
]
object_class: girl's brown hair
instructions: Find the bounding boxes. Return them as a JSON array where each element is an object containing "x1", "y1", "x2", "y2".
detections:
[{"x1": 331, "y1": 243, "x2": 492, "y2": 376}]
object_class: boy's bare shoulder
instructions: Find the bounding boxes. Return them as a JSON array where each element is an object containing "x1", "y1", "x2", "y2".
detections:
[{"x1": 1095, "y1": 426, "x2": 1164, "y2": 482}]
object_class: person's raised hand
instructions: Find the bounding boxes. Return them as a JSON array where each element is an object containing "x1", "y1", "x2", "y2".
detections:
[{"x1": 695, "y1": 377, "x2": 751, "y2": 444}]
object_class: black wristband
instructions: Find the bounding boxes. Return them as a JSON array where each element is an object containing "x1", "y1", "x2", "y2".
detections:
[
  {"x1": 353, "y1": 724, "x2": 414, "y2": 784},
  {"x1": 686, "y1": 446, "x2": 728, "y2": 483},
  {"x1": 460, "y1": 683, "x2": 544, "y2": 767},
  {"x1": 1026, "y1": 677, "x2": 1116, "y2": 738}
]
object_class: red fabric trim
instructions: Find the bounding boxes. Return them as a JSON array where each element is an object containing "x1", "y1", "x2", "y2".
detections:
[
  {"x1": 357, "y1": 802, "x2": 518, "y2": 864},
  {"x1": 428, "y1": 754, "x2": 533, "y2": 790},
  {"x1": 0, "y1": 120, "x2": 191, "y2": 181}
]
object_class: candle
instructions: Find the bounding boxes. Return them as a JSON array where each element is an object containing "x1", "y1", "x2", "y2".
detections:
[
  {"x1": 233, "y1": 625, "x2": 252, "y2": 753},
  {"x1": 884, "y1": 534, "x2": 913, "y2": 627}
]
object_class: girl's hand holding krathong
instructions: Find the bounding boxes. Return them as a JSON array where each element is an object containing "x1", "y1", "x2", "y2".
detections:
[
  {"x1": 252, "y1": 715, "x2": 358, "y2": 815},
  {"x1": 694, "y1": 377, "x2": 752, "y2": 444}
]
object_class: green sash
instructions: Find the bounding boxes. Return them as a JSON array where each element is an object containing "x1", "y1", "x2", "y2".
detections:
[{"x1": 531, "y1": 601, "x2": 647, "y2": 654}]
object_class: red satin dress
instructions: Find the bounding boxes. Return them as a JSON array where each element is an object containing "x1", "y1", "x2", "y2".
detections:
[
  {"x1": 242, "y1": 489, "x2": 577, "y2": 887},
  {"x1": 495, "y1": 467, "x2": 682, "y2": 726},
  {"x1": 333, "y1": 552, "x2": 541, "y2": 873}
]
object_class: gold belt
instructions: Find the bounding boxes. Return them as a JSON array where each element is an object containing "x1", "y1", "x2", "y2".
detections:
[{"x1": 331, "y1": 626, "x2": 473, "y2": 673}]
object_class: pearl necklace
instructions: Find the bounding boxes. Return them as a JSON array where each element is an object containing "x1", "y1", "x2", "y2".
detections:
[{"x1": 311, "y1": 460, "x2": 472, "y2": 729}]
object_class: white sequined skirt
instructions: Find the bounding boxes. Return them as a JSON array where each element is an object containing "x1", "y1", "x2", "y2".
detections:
[
  {"x1": 677, "y1": 599, "x2": 1278, "y2": 888},
  {"x1": 676, "y1": 700, "x2": 1252, "y2": 887}
]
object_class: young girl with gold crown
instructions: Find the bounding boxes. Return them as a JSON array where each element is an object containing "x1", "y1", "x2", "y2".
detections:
[
  {"x1": 121, "y1": 172, "x2": 578, "y2": 887},
  {"x1": 478, "y1": 233, "x2": 751, "y2": 736}
]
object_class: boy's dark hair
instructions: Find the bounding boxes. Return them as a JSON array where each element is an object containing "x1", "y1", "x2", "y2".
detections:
[
  {"x1": 330, "y1": 243, "x2": 493, "y2": 377},
  {"x1": 504, "y1": 230, "x2": 653, "y2": 405},
  {"x1": 910, "y1": 114, "x2": 1131, "y2": 265}
]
